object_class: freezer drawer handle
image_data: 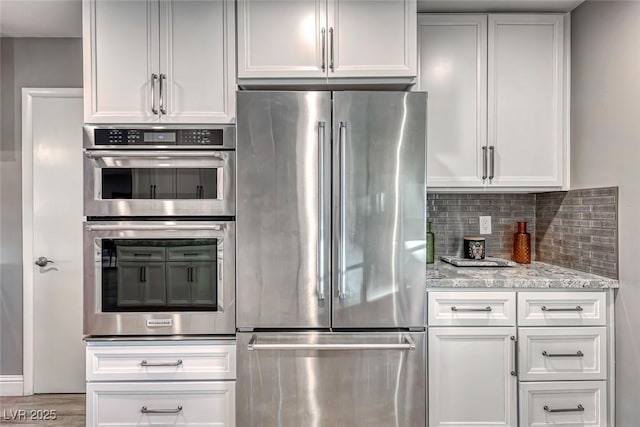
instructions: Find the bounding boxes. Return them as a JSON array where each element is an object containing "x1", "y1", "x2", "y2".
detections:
[
  {"x1": 451, "y1": 306, "x2": 492, "y2": 312},
  {"x1": 541, "y1": 305, "x2": 583, "y2": 312},
  {"x1": 247, "y1": 334, "x2": 416, "y2": 351},
  {"x1": 543, "y1": 404, "x2": 584, "y2": 413},
  {"x1": 141, "y1": 405, "x2": 183, "y2": 414},
  {"x1": 542, "y1": 350, "x2": 584, "y2": 358},
  {"x1": 140, "y1": 359, "x2": 183, "y2": 367}
]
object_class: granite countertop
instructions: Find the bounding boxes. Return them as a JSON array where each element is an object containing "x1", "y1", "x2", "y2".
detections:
[{"x1": 427, "y1": 260, "x2": 619, "y2": 289}]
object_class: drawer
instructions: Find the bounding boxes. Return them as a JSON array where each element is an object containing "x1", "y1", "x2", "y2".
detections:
[
  {"x1": 520, "y1": 381, "x2": 607, "y2": 427},
  {"x1": 117, "y1": 245, "x2": 166, "y2": 262},
  {"x1": 86, "y1": 381, "x2": 235, "y2": 427},
  {"x1": 167, "y1": 244, "x2": 217, "y2": 261},
  {"x1": 86, "y1": 341, "x2": 235, "y2": 381},
  {"x1": 519, "y1": 327, "x2": 606, "y2": 381},
  {"x1": 518, "y1": 292, "x2": 606, "y2": 326},
  {"x1": 428, "y1": 292, "x2": 516, "y2": 326}
]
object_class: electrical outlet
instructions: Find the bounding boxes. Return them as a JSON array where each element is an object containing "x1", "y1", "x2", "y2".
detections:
[{"x1": 479, "y1": 216, "x2": 492, "y2": 235}]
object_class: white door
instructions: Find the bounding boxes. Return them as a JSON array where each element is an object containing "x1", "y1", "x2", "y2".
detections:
[
  {"x1": 327, "y1": 0, "x2": 416, "y2": 78},
  {"x1": 160, "y1": 0, "x2": 236, "y2": 123},
  {"x1": 418, "y1": 15, "x2": 487, "y2": 188},
  {"x1": 237, "y1": 0, "x2": 327, "y2": 79},
  {"x1": 24, "y1": 89, "x2": 85, "y2": 393},
  {"x1": 83, "y1": 0, "x2": 160, "y2": 123},
  {"x1": 488, "y1": 14, "x2": 565, "y2": 187},
  {"x1": 428, "y1": 327, "x2": 518, "y2": 427}
]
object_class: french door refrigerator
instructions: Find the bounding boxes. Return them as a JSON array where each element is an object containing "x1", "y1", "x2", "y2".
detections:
[{"x1": 236, "y1": 91, "x2": 426, "y2": 426}]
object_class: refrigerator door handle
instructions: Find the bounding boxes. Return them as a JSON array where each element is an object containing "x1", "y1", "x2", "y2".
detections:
[
  {"x1": 338, "y1": 121, "x2": 347, "y2": 300},
  {"x1": 317, "y1": 121, "x2": 326, "y2": 302},
  {"x1": 247, "y1": 334, "x2": 416, "y2": 351}
]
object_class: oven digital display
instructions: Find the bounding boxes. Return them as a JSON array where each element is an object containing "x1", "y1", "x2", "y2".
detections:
[{"x1": 144, "y1": 132, "x2": 177, "y2": 143}]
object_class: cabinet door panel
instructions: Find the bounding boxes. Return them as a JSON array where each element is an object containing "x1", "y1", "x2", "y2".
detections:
[
  {"x1": 160, "y1": 0, "x2": 235, "y2": 123},
  {"x1": 117, "y1": 262, "x2": 165, "y2": 307},
  {"x1": 328, "y1": 0, "x2": 416, "y2": 77},
  {"x1": 237, "y1": 0, "x2": 327, "y2": 78},
  {"x1": 190, "y1": 262, "x2": 217, "y2": 307},
  {"x1": 488, "y1": 15, "x2": 564, "y2": 187},
  {"x1": 83, "y1": 0, "x2": 159, "y2": 123},
  {"x1": 419, "y1": 15, "x2": 487, "y2": 188},
  {"x1": 166, "y1": 262, "x2": 191, "y2": 306},
  {"x1": 429, "y1": 327, "x2": 517, "y2": 427}
]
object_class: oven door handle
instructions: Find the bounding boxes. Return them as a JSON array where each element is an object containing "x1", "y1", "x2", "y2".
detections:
[
  {"x1": 247, "y1": 334, "x2": 416, "y2": 351},
  {"x1": 84, "y1": 151, "x2": 228, "y2": 160},
  {"x1": 85, "y1": 224, "x2": 225, "y2": 232}
]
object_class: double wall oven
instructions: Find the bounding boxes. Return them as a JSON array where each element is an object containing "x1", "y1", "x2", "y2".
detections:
[{"x1": 83, "y1": 126, "x2": 235, "y2": 336}]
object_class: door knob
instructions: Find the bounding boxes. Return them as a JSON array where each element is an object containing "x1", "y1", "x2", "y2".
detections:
[{"x1": 35, "y1": 257, "x2": 54, "y2": 267}]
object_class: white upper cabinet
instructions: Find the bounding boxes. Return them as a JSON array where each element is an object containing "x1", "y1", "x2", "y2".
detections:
[
  {"x1": 237, "y1": 0, "x2": 416, "y2": 81},
  {"x1": 83, "y1": 0, "x2": 235, "y2": 124},
  {"x1": 327, "y1": 0, "x2": 416, "y2": 78},
  {"x1": 488, "y1": 14, "x2": 565, "y2": 187},
  {"x1": 418, "y1": 15, "x2": 487, "y2": 188}
]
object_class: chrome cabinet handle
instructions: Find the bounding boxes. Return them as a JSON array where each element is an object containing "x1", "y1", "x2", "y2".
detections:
[
  {"x1": 320, "y1": 28, "x2": 326, "y2": 72},
  {"x1": 151, "y1": 73, "x2": 159, "y2": 115},
  {"x1": 141, "y1": 405, "x2": 183, "y2": 414},
  {"x1": 544, "y1": 404, "x2": 584, "y2": 413},
  {"x1": 338, "y1": 121, "x2": 347, "y2": 300},
  {"x1": 451, "y1": 306, "x2": 492, "y2": 312},
  {"x1": 159, "y1": 74, "x2": 167, "y2": 115},
  {"x1": 541, "y1": 306, "x2": 583, "y2": 312},
  {"x1": 329, "y1": 27, "x2": 335, "y2": 72},
  {"x1": 35, "y1": 257, "x2": 54, "y2": 267},
  {"x1": 488, "y1": 146, "x2": 495, "y2": 181},
  {"x1": 481, "y1": 146, "x2": 488, "y2": 180},
  {"x1": 139, "y1": 266, "x2": 147, "y2": 282},
  {"x1": 247, "y1": 334, "x2": 416, "y2": 351},
  {"x1": 317, "y1": 121, "x2": 326, "y2": 302},
  {"x1": 140, "y1": 359, "x2": 183, "y2": 367},
  {"x1": 510, "y1": 336, "x2": 518, "y2": 377},
  {"x1": 542, "y1": 350, "x2": 584, "y2": 358}
]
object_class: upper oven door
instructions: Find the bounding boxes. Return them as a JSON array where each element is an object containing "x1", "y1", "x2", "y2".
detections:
[
  {"x1": 83, "y1": 221, "x2": 235, "y2": 336},
  {"x1": 83, "y1": 150, "x2": 235, "y2": 217}
]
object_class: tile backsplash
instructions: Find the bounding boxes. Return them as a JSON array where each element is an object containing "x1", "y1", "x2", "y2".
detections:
[{"x1": 427, "y1": 187, "x2": 618, "y2": 279}]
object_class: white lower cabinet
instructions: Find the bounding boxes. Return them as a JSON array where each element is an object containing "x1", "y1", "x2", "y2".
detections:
[
  {"x1": 428, "y1": 327, "x2": 518, "y2": 427},
  {"x1": 520, "y1": 381, "x2": 607, "y2": 427}
]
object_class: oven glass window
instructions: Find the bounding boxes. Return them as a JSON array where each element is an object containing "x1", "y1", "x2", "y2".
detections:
[
  {"x1": 101, "y1": 168, "x2": 218, "y2": 200},
  {"x1": 101, "y1": 239, "x2": 218, "y2": 312}
]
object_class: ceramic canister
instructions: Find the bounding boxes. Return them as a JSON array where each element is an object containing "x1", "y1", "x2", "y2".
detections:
[{"x1": 463, "y1": 236, "x2": 486, "y2": 260}]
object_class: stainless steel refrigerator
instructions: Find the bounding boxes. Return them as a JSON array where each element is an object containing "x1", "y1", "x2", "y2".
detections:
[{"x1": 236, "y1": 91, "x2": 427, "y2": 426}]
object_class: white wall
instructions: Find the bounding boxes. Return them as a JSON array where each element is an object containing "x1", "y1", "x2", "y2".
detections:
[
  {"x1": 570, "y1": 1, "x2": 640, "y2": 424},
  {"x1": 0, "y1": 37, "x2": 82, "y2": 375}
]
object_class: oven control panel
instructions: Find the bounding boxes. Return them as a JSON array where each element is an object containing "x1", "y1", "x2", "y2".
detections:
[{"x1": 94, "y1": 128, "x2": 222, "y2": 146}]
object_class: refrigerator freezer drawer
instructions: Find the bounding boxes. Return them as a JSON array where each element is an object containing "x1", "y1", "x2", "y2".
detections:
[{"x1": 236, "y1": 331, "x2": 426, "y2": 427}]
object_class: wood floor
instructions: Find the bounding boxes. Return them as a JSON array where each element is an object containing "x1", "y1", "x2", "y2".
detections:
[{"x1": 0, "y1": 394, "x2": 85, "y2": 426}]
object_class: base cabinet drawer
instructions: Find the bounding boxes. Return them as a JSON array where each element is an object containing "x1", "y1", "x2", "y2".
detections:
[
  {"x1": 519, "y1": 327, "x2": 606, "y2": 381},
  {"x1": 86, "y1": 341, "x2": 236, "y2": 381},
  {"x1": 520, "y1": 381, "x2": 607, "y2": 427},
  {"x1": 428, "y1": 292, "x2": 516, "y2": 326},
  {"x1": 518, "y1": 292, "x2": 606, "y2": 326},
  {"x1": 87, "y1": 381, "x2": 235, "y2": 427}
]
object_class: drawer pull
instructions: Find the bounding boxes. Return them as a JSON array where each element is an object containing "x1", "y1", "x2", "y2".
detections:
[
  {"x1": 542, "y1": 350, "x2": 584, "y2": 358},
  {"x1": 543, "y1": 404, "x2": 584, "y2": 413},
  {"x1": 451, "y1": 306, "x2": 492, "y2": 312},
  {"x1": 141, "y1": 405, "x2": 183, "y2": 414},
  {"x1": 140, "y1": 359, "x2": 183, "y2": 367},
  {"x1": 541, "y1": 305, "x2": 583, "y2": 312}
]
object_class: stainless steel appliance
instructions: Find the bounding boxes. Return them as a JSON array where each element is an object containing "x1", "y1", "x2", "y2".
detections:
[
  {"x1": 83, "y1": 221, "x2": 235, "y2": 336},
  {"x1": 236, "y1": 91, "x2": 427, "y2": 426},
  {"x1": 83, "y1": 125, "x2": 235, "y2": 217}
]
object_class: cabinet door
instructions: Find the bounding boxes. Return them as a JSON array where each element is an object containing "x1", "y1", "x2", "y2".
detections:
[
  {"x1": 117, "y1": 262, "x2": 166, "y2": 307},
  {"x1": 160, "y1": 0, "x2": 236, "y2": 123},
  {"x1": 327, "y1": 0, "x2": 416, "y2": 78},
  {"x1": 237, "y1": 0, "x2": 327, "y2": 78},
  {"x1": 167, "y1": 262, "x2": 216, "y2": 308},
  {"x1": 150, "y1": 169, "x2": 176, "y2": 200},
  {"x1": 419, "y1": 15, "x2": 487, "y2": 188},
  {"x1": 83, "y1": 0, "x2": 160, "y2": 123},
  {"x1": 429, "y1": 327, "x2": 518, "y2": 427},
  {"x1": 488, "y1": 14, "x2": 565, "y2": 187},
  {"x1": 175, "y1": 168, "x2": 201, "y2": 200}
]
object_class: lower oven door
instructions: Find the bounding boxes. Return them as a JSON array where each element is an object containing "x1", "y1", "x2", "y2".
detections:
[
  {"x1": 84, "y1": 221, "x2": 235, "y2": 336},
  {"x1": 83, "y1": 150, "x2": 235, "y2": 216},
  {"x1": 237, "y1": 331, "x2": 426, "y2": 427}
]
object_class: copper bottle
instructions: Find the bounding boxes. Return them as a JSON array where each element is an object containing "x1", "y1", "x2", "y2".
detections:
[{"x1": 513, "y1": 221, "x2": 531, "y2": 264}]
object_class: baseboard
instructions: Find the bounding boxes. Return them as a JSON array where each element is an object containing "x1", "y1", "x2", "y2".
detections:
[{"x1": 0, "y1": 375, "x2": 24, "y2": 396}]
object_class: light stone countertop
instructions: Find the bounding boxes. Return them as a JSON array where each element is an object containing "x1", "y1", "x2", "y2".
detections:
[{"x1": 427, "y1": 260, "x2": 618, "y2": 289}]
